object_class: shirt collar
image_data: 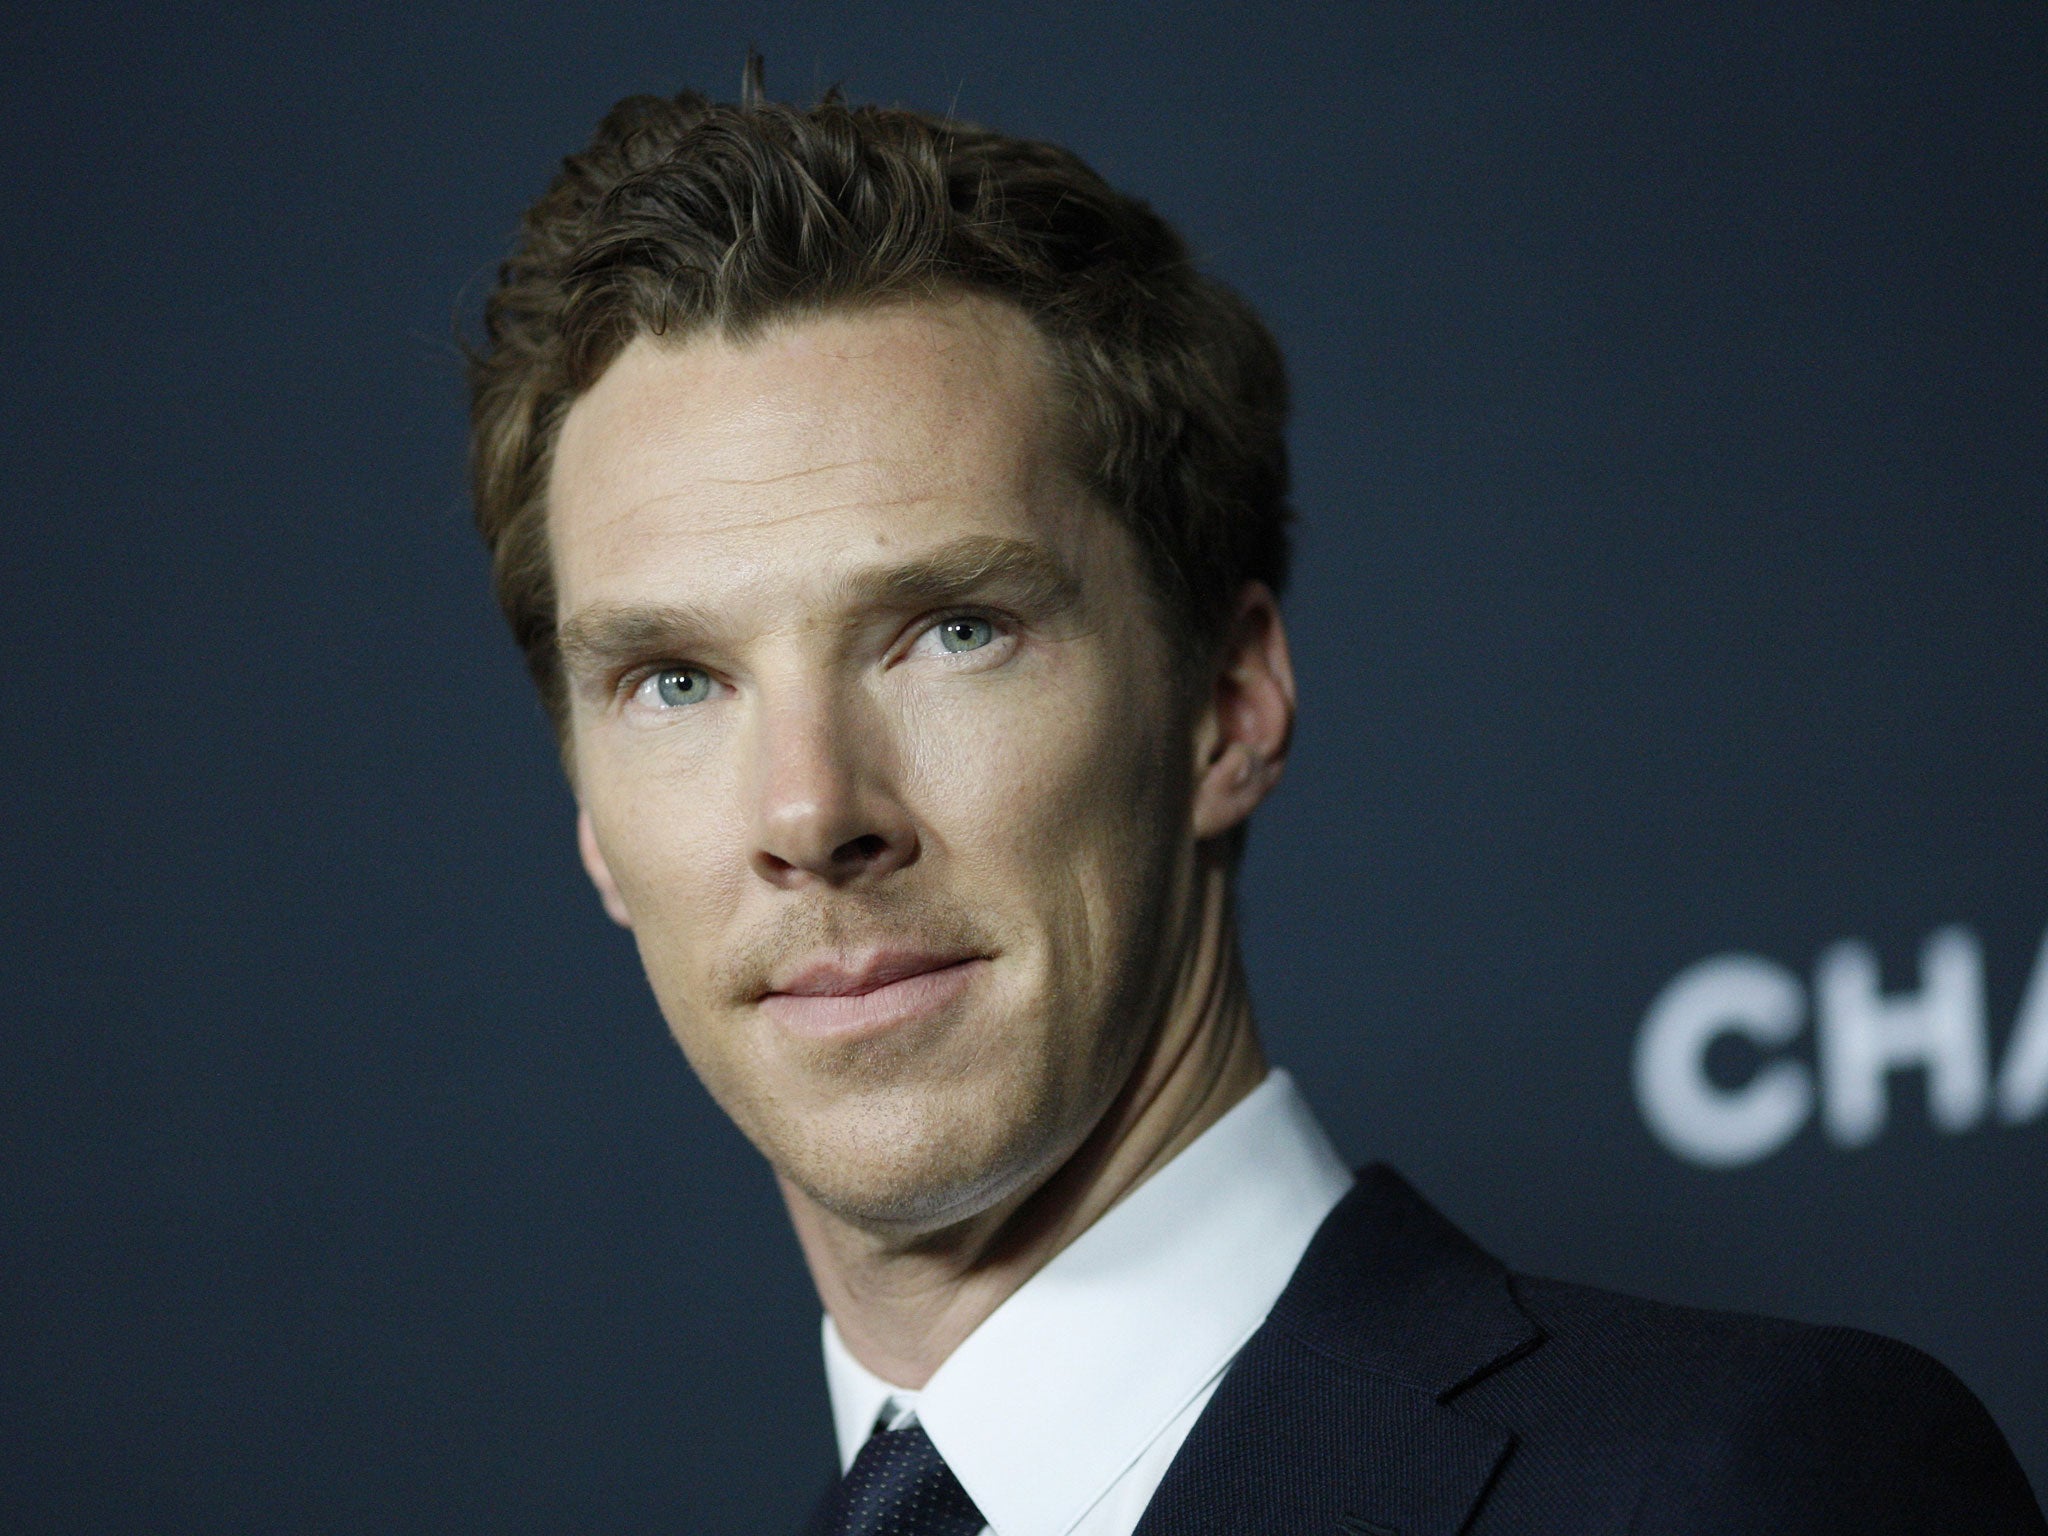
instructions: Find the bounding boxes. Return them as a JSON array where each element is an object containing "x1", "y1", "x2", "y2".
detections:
[
  {"x1": 823, "y1": 1326, "x2": 914, "y2": 1466},
  {"x1": 821, "y1": 1069, "x2": 1353, "y2": 1535}
]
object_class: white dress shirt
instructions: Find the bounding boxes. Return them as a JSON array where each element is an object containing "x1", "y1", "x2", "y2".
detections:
[{"x1": 821, "y1": 1069, "x2": 1353, "y2": 1536}]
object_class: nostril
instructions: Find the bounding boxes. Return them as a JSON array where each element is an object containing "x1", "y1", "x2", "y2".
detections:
[{"x1": 834, "y1": 833, "x2": 890, "y2": 866}]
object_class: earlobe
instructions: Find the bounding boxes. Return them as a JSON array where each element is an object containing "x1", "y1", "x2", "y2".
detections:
[
  {"x1": 576, "y1": 807, "x2": 635, "y2": 929},
  {"x1": 1190, "y1": 582, "x2": 1297, "y2": 841}
]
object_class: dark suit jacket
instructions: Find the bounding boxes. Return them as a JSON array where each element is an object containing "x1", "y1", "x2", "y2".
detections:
[
  {"x1": 803, "y1": 1165, "x2": 2043, "y2": 1534},
  {"x1": 1130, "y1": 1165, "x2": 2044, "y2": 1535}
]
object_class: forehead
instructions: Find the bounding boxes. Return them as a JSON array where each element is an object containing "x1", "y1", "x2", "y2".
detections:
[{"x1": 547, "y1": 296, "x2": 1088, "y2": 617}]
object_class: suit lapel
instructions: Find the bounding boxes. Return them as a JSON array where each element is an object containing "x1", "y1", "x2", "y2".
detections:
[{"x1": 1133, "y1": 1166, "x2": 1540, "y2": 1536}]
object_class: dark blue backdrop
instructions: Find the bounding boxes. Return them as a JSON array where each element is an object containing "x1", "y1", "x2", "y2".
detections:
[{"x1": 4, "y1": 5, "x2": 2041, "y2": 1530}]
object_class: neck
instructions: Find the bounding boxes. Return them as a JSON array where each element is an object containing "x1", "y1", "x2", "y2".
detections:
[{"x1": 778, "y1": 860, "x2": 1268, "y2": 1389}]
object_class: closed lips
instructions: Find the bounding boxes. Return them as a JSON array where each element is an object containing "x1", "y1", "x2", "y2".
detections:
[
  {"x1": 768, "y1": 953, "x2": 977, "y2": 997},
  {"x1": 759, "y1": 955, "x2": 987, "y2": 1037}
]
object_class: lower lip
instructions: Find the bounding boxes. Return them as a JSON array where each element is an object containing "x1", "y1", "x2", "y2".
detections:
[{"x1": 758, "y1": 959, "x2": 985, "y2": 1039}]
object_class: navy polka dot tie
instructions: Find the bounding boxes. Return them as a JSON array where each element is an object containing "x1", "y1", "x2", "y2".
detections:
[{"x1": 817, "y1": 1419, "x2": 985, "y2": 1536}]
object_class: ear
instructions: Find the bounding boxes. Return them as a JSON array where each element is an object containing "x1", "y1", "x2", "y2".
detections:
[
  {"x1": 1191, "y1": 581, "x2": 1297, "y2": 841},
  {"x1": 576, "y1": 806, "x2": 634, "y2": 929}
]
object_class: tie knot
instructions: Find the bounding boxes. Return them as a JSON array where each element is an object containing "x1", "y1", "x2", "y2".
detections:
[{"x1": 818, "y1": 1419, "x2": 985, "y2": 1536}]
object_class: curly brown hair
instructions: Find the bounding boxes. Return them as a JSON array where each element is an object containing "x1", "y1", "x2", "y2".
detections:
[{"x1": 468, "y1": 80, "x2": 1291, "y2": 740}]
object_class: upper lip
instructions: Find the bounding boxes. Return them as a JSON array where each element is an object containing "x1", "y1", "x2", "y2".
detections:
[{"x1": 763, "y1": 950, "x2": 979, "y2": 999}]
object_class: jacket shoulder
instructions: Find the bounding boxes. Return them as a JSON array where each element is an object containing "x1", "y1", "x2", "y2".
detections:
[{"x1": 1460, "y1": 1271, "x2": 2046, "y2": 1533}]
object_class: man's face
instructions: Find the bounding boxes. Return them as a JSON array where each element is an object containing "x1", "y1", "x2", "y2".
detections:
[{"x1": 549, "y1": 297, "x2": 1200, "y2": 1233}]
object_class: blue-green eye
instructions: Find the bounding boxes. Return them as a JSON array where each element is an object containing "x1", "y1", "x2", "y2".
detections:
[
  {"x1": 652, "y1": 667, "x2": 711, "y2": 706},
  {"x1": 937, "y1": 616, "x2": 995, "y2": 653}
]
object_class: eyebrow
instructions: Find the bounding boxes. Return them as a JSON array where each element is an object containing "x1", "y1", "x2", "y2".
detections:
[
  {"x1": 838, "y1": 533, "x2": 1081, "y2": 615},
  {"x1": 555, "y1": 534, "x2": 1083, "y2": 677}
]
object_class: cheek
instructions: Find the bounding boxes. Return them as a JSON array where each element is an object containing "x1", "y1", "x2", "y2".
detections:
[
  {"x1": 578, "y1": 731, "x2": 751, "y2": 959},
  {"x1": 587, "y1": 756, "x2": 760, "y2": 1103},
  {"x1": 904, "y1": 652, "x2": 1186, "y2": 951}
]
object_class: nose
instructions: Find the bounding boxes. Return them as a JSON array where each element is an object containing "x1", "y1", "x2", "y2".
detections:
[{"x1": 748, "y1": 684, "x2": 918, "y2": 889}]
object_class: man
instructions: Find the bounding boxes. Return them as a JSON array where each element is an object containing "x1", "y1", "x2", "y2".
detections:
[{"x1": 466, "y1": 80, "x2": 2043, "y2": 1535}]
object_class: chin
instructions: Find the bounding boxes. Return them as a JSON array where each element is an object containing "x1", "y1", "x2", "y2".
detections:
[{"x1": 769, "y1": 1078, "x2": 1077, "y2": 1236}]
